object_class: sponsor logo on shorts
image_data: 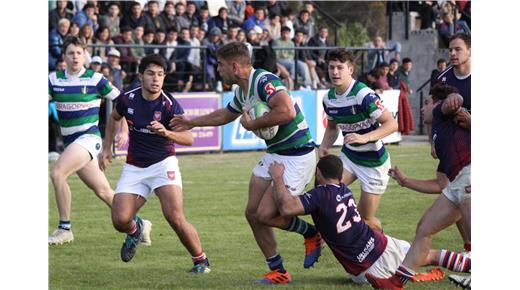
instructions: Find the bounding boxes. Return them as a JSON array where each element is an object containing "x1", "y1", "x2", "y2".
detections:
[
  {"x1": 95, "y1": 143, "x2": 101, "y2": 150},
  {"x1": 369, "y1": 179, "x2": 383, "y2": 186},
  {"x1": 154, "y1": 111, "x2": 162, "y2": 121},
  {"x1": 258, "y1": 161, "x2": 264, "y2": 166},
  {"x1": 167, "y1": 171, "x2": 175, "y2": 180}
]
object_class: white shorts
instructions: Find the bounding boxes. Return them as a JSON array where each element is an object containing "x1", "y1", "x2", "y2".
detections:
[
  {"x1": 339, "y1": 152, "x2": 391, "y2": 194},
  {"x1": 442, "y1": 164, "x2": 471, "y2": 206},
  {"x1": 115, "y1": 156, "x2": 182, "y2": 199},
  {"x1": 252, "y1": 150, "x2": 316, "y2": 196},
  {"x1": 352, "y1": 235, "x2": 410, "y2": 284},
  {"x1": 73, "y1": 134, "x2": 102, "y2": 160}
]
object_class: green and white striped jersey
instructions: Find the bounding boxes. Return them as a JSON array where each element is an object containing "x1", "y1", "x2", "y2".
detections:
[
  {"x1": 48, "y1": 68, "x2": 120, "y2": 145},
  {"x1": 226, "y1": 68, "x2": 313, "y2": 154}
]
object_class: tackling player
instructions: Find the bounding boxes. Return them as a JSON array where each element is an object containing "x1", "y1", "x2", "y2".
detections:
[
  {"x1": 99, "y1": 54, "x2": 210, "y2": 273},
  {"x1": 48, "y1": 36, "x2": 151, "y2": 246},
  {"x1": 169, "y1": 41, "x2": 320, "y2": 284},
  {"x1": 319, "y1": 48, "x2": 398, "y2": 232},
  {"x1": 268, "y1": 155, "x2": 471, "y2": 286}
]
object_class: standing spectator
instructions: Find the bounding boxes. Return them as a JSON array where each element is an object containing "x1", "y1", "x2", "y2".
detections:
[
  {"x1": 68, "y1": 22, "x2": 81, "y2": 37},
  {"x1": 243, "y1": 6, "x2": 266, "y2": 32},
  {"x1": 203, "y1": 27, "x2": 224, "y2": 89},
  {"x1": 93, "y1": 26, "x2": 115, "y2": 61},
  {"x1": 160, "y1": 1, "x2": 178, "y2": 32},
  {"x1": 265, "y1": 12, "x2": 281, "y2": 41},
  {"x1": 49, "y1": 18, "x2": 71, "y2": 71},
  {"x1": 292, "y1": 9, "x2": 314, "y2": 40},
  {"x1": 79, "y1": 24, "x2": 95, "y2": 56},
  {"x1": 209, "y1": 7, "x2": 234, "y2": 35},
  {"x1": 106, "y1": 49, "x2": 126, "y2": 90},
  {"x1": 365, "y1": 35, "x2": 402, "y2": 73},
  {"x1": 131, "y1": 25, "x2": 146, "y2": 59},
  {"x1": 120, "y1": 1, "x2": 152, "y2": 30},
  {"x1": 198, "y1": 5, "x2": 211, "y2": 33},
  {"x1": 437, "y1": 11, "x2": 471, "y2": 48},
  {"x1": 267, "y1": 0, "x2": 289, "y2": 17},
  {"x1": 308, "y1": 26, "x2": 333, "y2": 87},
  {"x1": 294, "y1": 29, "x2": 319, "y2": 89},
  {"x1": 303, "y1": 1, "x2": 317, "y2": 25},
  {"x1": 99, "y1": 1, "x2": 120, "y2": 37},
  {"x1": 430, "y1": 58, "x2": 447, "y2": 88},
  {"x1": 397, "y1": 57, "x2": 413, "y2": 94},
  {"x1": 417, "y1": 1, "x2": 438, "y2": 29},
  {"x1": 72, "y1": 2, "x2": 98, "y2": 32},
  {"x1": 112, "y1": 26, "x2": 139, "y2": 73},
  {"x1": 226, "y1": 0, "x2": 246, "y2": 25},
  {"x1": 387, "y1": 58, "x2": 400, "y2": 89},
  {"x1": 143, "y1": 0, "x2": 166, "y2": 32},
  {"x1": 50, "y1": 0, "x2": 74, "y2": 31}
]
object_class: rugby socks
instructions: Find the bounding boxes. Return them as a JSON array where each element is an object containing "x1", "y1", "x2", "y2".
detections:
[
  {"x1": 58, "y1": 220, "x2": 71, "y2": 231},
  {"x1": 126, "y1": 216, "x2": 141, "y2": 238},
  {"x1": 192, "y1": 252, "x2": 208, "y2": 265},
  {"x1": 395, "y1": 265, "x2": 416, "y2": 284},
  {"x1": 266, "y1": 253, "x2": 286, "y2": 273},
  {"x1": 285, "y1": 217, "x2": 318, "y2": 238},
  {"x1": 437, "y1": 250, "x2": 471, "y2": 273}
]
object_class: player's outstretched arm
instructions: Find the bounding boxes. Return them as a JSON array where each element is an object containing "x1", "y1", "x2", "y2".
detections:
[
  {"x1": 389, "y1": 166, "x2": 443, "y2": 194},
  {"x1": 169, "y1": 108, "x2": 240, "y2": 131},
  {"x1": 99, "y1": 109, "x2": 123, "y2": 171},
  {"x1": 268, "y1": 162, "x2": 306, "y2": 216},
  {"x1": 319, "y1": 119, "x2": 339, "y2": 157},
  {"x1": 148, "y1": 121, "x2": 193, "y2": 146}
]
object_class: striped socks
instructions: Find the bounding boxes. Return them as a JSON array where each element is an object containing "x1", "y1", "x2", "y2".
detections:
[
  {"x1": 192, "y1": 252, "x2": 207, "y2": 265},
  {"x1": 285, "y1": 217, "x2": 317, "y2": 238},
  {"x1": 58, "y1": 220, "x2": 71, "y2": 230},
  {"x1": 395, "y1": 265, "x2": 416, "y2": 284},
  {"x1": 437, "y1": 250, "x2": 471, "y2": 273},
  {"x1": 266, "y1": 253, "x2": 286, "y2": 273}
]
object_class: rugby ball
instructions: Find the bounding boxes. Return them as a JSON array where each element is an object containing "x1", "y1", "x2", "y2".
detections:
[{"x1": 248, "y1": 102, "x2": 279, "y2": 140}]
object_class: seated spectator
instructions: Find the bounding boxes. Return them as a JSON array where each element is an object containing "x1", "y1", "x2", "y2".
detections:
[
  {"x1": 437, "y1": 11, "x2": 470, "y2": 47},
  {"x1": 209, "y1": 7, "x2": 235, "y2": 35},
  {"x1": 265, "y1": 12, "x2": 281, "y2": 41},
  {"x1": 98, "y1": 1, "x2": 120, "y2": 37},
  {"x1": 106, "y1": 49, "x2": 126, "y2": 90},
  {"x1": 153, "y1": 28, "x2": 167, "y2": 56},
  {"x1": 142, "y1": 29, "x2": 156, "y2": 56},
  {"x1": 243, "y1": 6, "x2": 266, "y2": 32},
  {"x1": 267, "y1": 0, "x2": 289, "y2": 16},
  {"x1": 72, "y1": 2, "x2": 98, "y2": 32},
  {"x1": 184, "y1": 2, "x2": 200, "y2": 28},
  {"x1": 68, "y1": 22, "x2": 80, "y2": 37},
  {"x1": 280, "y1": 9, "x2": 295, "y2": 40},
  {"x1": 49, "y1": 18, "x2": 71, "y2": 70},
  {"x1": 226, "y1": 0, "x2": 246, "y2": 25},
  {"x1": 175, "y1": 2, "x2": 192, "y2": 30},
  {"x1": 303, "y1": 1, "x2": 317, "y2": 26},
  {"x1": 120, "y1": 1, "x2": 152, "y2": 31},
  {"x1": 112, "y1": 26, "x2": 139, "y2": 73},
  {"x1": 223, "y1": 24, "x2": 240, "y2": 44},
  {"x1": 237, "y1": 29, "x2": 247, "y2": 42},
  {"x1": 131, "y1": 25, "x2": 146, "y2": 59},
  {"x1": 203, "y1": 27, "x2": 225, "y2": 89},
  {"x1": 273, "y1": 26, "x2": 296, "y2": 80},
  {"x1": 198, "y1": 5, "x2": 211, "y2": 33},
  {"x1": 80, "y1": 23, "x2": 95, "y2": 57},
  {"x1": 417, "y1": 0, "x2": 438, "y2": 30},
  {"x1": 374, "y1": 62, "x2": 391, "y2": 93},
  {"x1": 187, "y1": 25, "x2": 203, "y2": 91},
  {"x1": 93, "y1": 25, "x2": 115, "y2": 61},
  {"x1": 293, "y1": 9, "x2": 314, "y2": 40},
  {"x1": 387, "y1": 58, "x2": 401, "y2": 89},
  {"x1": 430, "y1": 58, "x2": 447, "y2": 88},
  {"x1": 143, "y1": 0, "x2": 166, "y2": 31},
  {"x1": 260, "y1": 28, "x2": 272, "y2": 45},
  {"x1": 160, "y1": 1, "x2": 177, "y2": 32},
  {"x1": 49, "y1": 0, "x2": 73, "y2": 31},
  {"x1": 365, "y1": 35, "x2": 402, "y2": 72},
  {"x1": 397, "y1": 57, "x2": 414, "y2": 94},
  {"x1": 164, "y1": 28, "x2": 178, "y2": 67},
  {"x1": 294, "y1": 28, "x2": 318, "y2": 89},
  {"x1": 196, "y1": 28, "x2": 206, "y2": 43},
  {"x1": 90, "y1": 55, "x2": 103, "y2": 72},
  {"x1": 308, "y1": 26, "x2": 333, "y2": 87},
  {"x1": 174, "y1": 27, "x2": 193, "y2": 90}
]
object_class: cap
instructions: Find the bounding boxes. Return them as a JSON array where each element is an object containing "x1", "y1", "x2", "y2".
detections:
[
  {"x1": 389, "y1": 58, "x2": 399, "y2": 65},
  {"x1": 209, "y1": 27, "x2": 222, "y2": 36},
  {"x1": 108, "y1": 49, "x2": 120, "y2": 58},
  {"x1": 91, "y1": 56, "x2": 103, "y2": 64}
]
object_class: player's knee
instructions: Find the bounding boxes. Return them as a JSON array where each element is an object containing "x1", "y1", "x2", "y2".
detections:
[
  {"x1": 415, "y1": 219, "x2": 433, "y2": 238},
  {"x1": 244, "y1": 207, "x2": 258, "y2": 223},
  {"x1": 50, "y1": 166, "x2": 67, "y2": 184},
  {"x1": 165, "y1": 212, "x2": 186, "y2": 230},
  {"x1": 111, "y1": 212, "x2": 133, "y2": 232}
]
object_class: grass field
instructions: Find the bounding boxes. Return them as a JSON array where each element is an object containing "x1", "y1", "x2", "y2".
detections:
[{"x1": 48, "y1": 144, "x2": 463, "y2": 290}]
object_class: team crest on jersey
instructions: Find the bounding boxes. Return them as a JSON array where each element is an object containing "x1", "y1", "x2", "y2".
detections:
[
  {"x1": 167, "y1": 171, "x2": 175, "y2": 180},
  {"x1": 265, "y1": 83, "x2": 276, "y2": 95},
  {"x1": 81, "y1": 86, "x2": 87, "y2": 94},
  {"x1": 153, "y1": 111, "x2": 162, "y2": 121},
  {"x1": 128, "y1": 108, "x2": 134, "y2": 115},
  {"x1": 129, "y1": 93, "x2": 135, "y2": 100}
]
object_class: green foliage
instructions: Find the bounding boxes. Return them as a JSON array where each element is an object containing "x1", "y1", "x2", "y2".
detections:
[
  {"x1": 49, "y1": 145, "x2": 462, "y2": 289},
  {"x1": 338, "y1": 22, "x2": 371, "y2": 48}
]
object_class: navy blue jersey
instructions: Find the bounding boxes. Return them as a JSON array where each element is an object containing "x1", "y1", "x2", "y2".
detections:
[
  {"x1": 115, "y1": 87, "x2": 184, "y2": 168},
  {"x1": 432, "y1": 104, "x2": 471, "y2": 181},
  {"x1": 434, "y1": 66, "x2": 471, "y2": 111},
  {"x1": 299, "y1": 183, "x2": 387, "y2": 276}
]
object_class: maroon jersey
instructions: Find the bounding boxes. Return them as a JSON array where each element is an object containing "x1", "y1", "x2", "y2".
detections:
[{"x1": 299, "y1": 183, "x2": 388, "y2": 276}]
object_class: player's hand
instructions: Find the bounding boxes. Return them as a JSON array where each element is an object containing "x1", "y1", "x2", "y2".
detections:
[
  {"x1": 453, "y1": 109, "x2": 471, "y2": 130},
  {"x1": 147, "y1": 121, "x2": 168, "y2": 137},
  {"x1": 388, "y1": 166, "x2": 407, "y2": 187},
  {"x1": 98, "y1": 149, "x2": 112, "y2": 171},
  {"x1": 268, "y1": 161, "x2": 285, "y2": 179},
  {"x1": 169, "y1": 115, "x2": 194, "y2": 132},
  {"x1": 444, "y1": 93, "x2": 463, "y2": 112},
  {"x1": 344, "y1": 133, "x2": 369, "y2": 145},
  {"x1": 114, "y1": 132, "x2": 128, "y2": 148},
  {"x1": 240, "y1": 107, "x2": 255, "y2": 131},
  {"x1": 318, "y1": 146, "x2": 329, "y2": 158}
]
